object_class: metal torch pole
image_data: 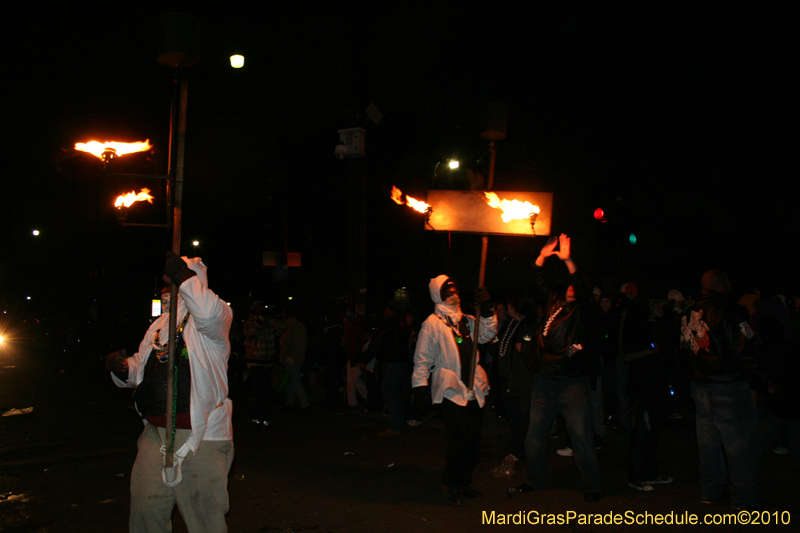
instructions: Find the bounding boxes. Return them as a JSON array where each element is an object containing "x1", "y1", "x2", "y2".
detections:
[{"x1": 165, "y1": 77, "x2": 187, "y2": 467}]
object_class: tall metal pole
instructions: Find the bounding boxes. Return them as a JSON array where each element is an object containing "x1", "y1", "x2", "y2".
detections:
[{"x1": 165, "y1": 77, "x2": 187, "y2": 467}]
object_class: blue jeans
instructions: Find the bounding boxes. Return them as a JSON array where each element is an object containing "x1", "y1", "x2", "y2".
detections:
[
  {"x1": 524, "y1": 376, "x2": 601, "y2": 493},
  {"x1": 691, "y1": 380, "x2": 761, "y2": 507}
]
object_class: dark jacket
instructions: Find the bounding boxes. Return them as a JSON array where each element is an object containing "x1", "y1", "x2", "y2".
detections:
[
  {"x1": 680, "y1": 289, "x2": 768, "y2": 387},
  {"x1": 363, "y1": 314, "x2": 410, "y2": 367},
  {"x1": 530, "y1": 266, "x2": 594, "y2": 380},
  {"x1": 496, "y1": 316, "x2": 538, "y2": 396}
]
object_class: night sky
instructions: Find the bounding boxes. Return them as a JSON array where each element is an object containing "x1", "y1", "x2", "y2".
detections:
[{"x1": 2, "y1": 5, "x2": 795, "y2": 330}]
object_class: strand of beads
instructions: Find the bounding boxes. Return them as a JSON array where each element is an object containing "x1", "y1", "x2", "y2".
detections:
[{"x1": 542, "y1": 306, "x2": 563, "y2": 337}]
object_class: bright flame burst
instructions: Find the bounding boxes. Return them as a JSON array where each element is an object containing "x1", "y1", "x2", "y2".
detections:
[
  {"x1": 115, "y1": 188, "x2": 154, "y2": 208},
  {"x1": 485, "y1": 192, "x2": 540, "y2": 222},
  {"x1": 75, "y1": 140, "x2": 152, "y2": 159},
  {"x1": 391, "y1": 186, "x2": 431, "y2": 214}
]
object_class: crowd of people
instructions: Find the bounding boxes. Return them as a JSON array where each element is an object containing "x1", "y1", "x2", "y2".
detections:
[
  {"x1": 106, "y1": 238, "x2": 800, "y2": 529},
  {"x1": 229, "y1": 234, "x2": 799, "y2": 510}
]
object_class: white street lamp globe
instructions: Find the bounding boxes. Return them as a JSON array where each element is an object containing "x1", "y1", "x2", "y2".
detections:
[{"x1": 230, "y1": 55, "x2": 244, "y2": 68}]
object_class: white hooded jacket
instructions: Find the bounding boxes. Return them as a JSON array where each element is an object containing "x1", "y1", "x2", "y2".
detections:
[
  {"x1": 411, "y1": 275, "x2": 497, "y2": 407},
  {"x1": 111, "y1": 258, "x2": 233, "y2": 454}
]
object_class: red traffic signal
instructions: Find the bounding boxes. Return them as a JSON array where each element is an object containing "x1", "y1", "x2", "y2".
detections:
[{"x1": 593, "y1": 208, "x2": 606, "y2": 222}]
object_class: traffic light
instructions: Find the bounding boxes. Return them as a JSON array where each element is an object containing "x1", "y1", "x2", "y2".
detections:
[{"x1": 593, "y1": 208, "x2": 606, "y2": 222}]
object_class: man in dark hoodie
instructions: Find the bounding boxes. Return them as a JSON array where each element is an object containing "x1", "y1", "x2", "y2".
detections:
[
  {"x1": 680, "y1": 269, "x2": 776, "y2": 510},
  {"x1": 516, "y1": 234, "x2": 602, "y2": 502}
]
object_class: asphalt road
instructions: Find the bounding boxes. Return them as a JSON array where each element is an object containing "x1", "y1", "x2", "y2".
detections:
[{"x1": 1, "y1": 346, "x2": 797, "y2": 532}]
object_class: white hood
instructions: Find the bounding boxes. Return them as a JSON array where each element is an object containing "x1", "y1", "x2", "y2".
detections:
[{"x1": 429, "y1": 275, "x2": 462, "y2": 323}]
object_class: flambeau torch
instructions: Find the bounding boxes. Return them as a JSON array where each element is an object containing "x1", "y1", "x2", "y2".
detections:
[
  {"x1": 73, "y1": 13, "x2": 199, "y2": 471},
  {"x1": 74, "y1": 139, "x2": 152, "y2": 166}
]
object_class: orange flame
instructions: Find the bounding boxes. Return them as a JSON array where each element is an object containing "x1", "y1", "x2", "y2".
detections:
[
  {"x1": 485, "y1": 192, "x2": 540, "y2": 222},
  {"x1": 115, "y1": 188, "x2": 154, "y2": 208},
  {"x1": 391, "y1": 185, "x2": 431, "y2": 214},
  {"x1": 391, "y1": 186, "x2": 404, "y2": 205},
  {"x1": 75, "y1": 140, "x2": 152, "y2": 160}
]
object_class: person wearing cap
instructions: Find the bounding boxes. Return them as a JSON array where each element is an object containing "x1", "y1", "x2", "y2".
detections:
[
  {"x1": 363, "y1": 300, "x2": 411, "y2": 436},
  {"x1": 515, "y1": 234, "x2": 602, "y2": 502},
  {"x1": 105, "y1": 252, "x2": 233, "y2": 533},
  {"x1": 412, "y1": 276, "x2": 496, "y2": 506}
]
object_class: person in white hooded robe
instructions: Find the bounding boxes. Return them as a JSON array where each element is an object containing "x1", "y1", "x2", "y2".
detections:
[
  {"x1": 106, "y1": 252, "x2": 233, "y2": 533},
  {"x1": 412, "y1": 275, "x2": 496, "y2": 506}
]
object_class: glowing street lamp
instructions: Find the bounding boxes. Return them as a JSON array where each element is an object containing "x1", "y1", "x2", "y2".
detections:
[{"x1": 230, "y1": 54, "x2": 244, "y2": 68}]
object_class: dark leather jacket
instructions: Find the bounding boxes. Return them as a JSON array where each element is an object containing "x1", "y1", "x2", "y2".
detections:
[{"x1": 530, "y1": 266, "x2": 594, "y2": 380}]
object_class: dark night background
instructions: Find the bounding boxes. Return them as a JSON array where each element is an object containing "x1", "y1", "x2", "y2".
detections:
[{"x1": 1, "y1": 4, "x2": 795, "y2": 347}]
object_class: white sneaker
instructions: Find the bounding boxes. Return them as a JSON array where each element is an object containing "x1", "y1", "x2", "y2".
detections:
[{"x1": 556, "y1": 447, "x2": 573, "y2": 457}]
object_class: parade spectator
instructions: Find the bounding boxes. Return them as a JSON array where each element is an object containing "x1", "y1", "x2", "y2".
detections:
[
  {"x1": 243, "y1": 301, "x2": 277, "y2": 426},
  {"x1": 680, "y1": 269, "x2": 775, "y2": 509},
  {"x1": 364, "y1": 300, "x2": 411, "y2": 436},
  {"x1": 318, "y1": 313, "x2": 347, "y2": 411},
  {"x1": 281, "y1": 306, "x2": 310, "y2": 410},
  {"x1": 495, "y1": 291, "x2": 537, "y2": 458},
  {"x1": 516, "y1": 234, "x2": 602, "y2": 502},
  {"x1": 344, "y1": 313, "x2": 368, "y2": 407},
  {"x1": 625, "y1": 298, "x2": 672, "y2": 491}
]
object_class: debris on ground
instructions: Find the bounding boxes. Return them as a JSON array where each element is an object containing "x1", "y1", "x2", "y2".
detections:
[{"x1": 491, "y1": 453, "x2": 518, "y2": 477}]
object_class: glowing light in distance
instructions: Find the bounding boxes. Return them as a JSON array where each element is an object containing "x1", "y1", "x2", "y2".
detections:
[
  {"x1": 230, "y1": 55, "x2": 244, "y2": 68},
  {"x1": 32, "y1": 230, "x2": 40, "y2": 236},
  {"x1": 448, "y1": 160, "x2": 459, "y2": 169}
]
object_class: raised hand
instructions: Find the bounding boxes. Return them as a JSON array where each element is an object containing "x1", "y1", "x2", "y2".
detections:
[
  {"x1": 539, "y1": 236, "x2": 559, "y2": 258},
  {"x1": 554, "y1": 234, "x2": 571, "y2": 261}
]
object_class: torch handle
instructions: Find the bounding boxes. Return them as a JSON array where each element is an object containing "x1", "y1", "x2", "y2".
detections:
[
  {"x1": 164, "y1": 282, "x2": 179, "y2": 468},
  {"x1": 466, "y1": 236, "x2": 490, "y2": 392}
]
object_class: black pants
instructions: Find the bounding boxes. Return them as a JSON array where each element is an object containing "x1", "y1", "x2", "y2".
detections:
[
  {"x1": 629, "y1": 398, "x2": 660, "y2": 483},
  {"x1": 248, "y1": 365, "x2": 273, "y2": 423},
  {"x1": 440, "y1": 398, "x2": 483, "y2": 488}
]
